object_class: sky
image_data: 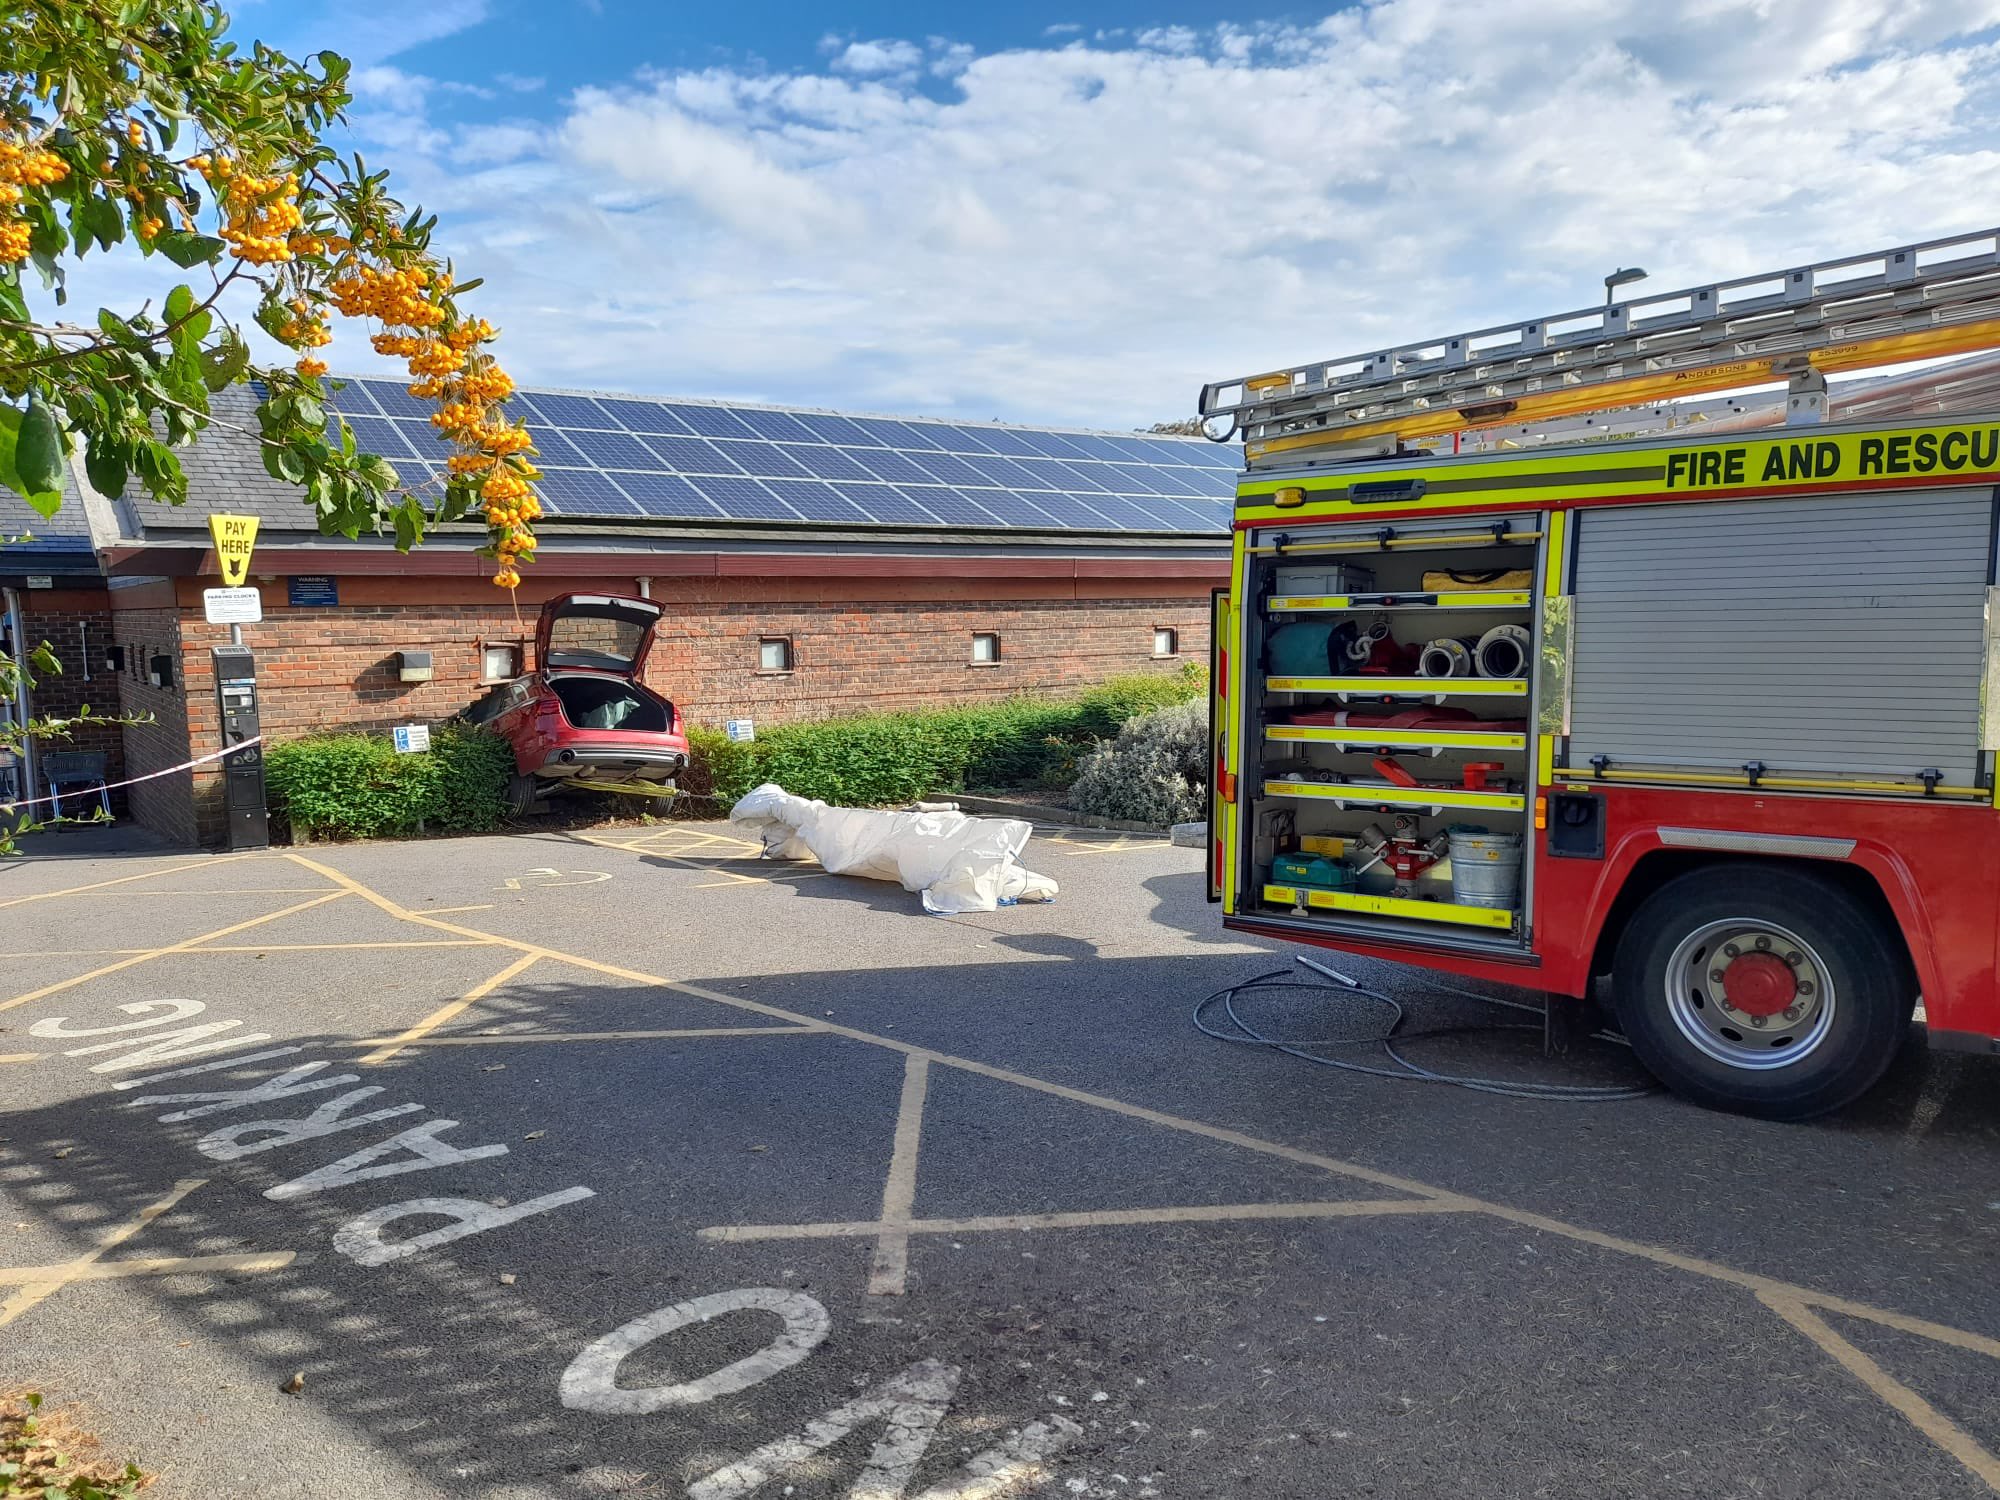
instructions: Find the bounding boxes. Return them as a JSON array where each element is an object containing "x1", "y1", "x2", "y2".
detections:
[{"x1": 138, "y1": 0, "x2": 2000, "y2": 427}]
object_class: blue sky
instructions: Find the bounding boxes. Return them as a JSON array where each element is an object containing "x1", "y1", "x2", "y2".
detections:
[{"x1": 187, "y1": 1, "x2": 2000, "y2": 427}]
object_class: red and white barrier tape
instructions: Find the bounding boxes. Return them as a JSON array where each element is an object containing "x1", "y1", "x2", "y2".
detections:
[{"x1": 2, "y1": 735, "x2": 264, "y2": 815}]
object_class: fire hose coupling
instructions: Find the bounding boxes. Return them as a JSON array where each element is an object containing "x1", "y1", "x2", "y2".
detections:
[
  {"x1": 1474, "y1": 623, "x2": 1532, "y2": 679},
  {"x1": 1418, "y1": 638, "x2": 1473, "y2": 678},
  {"x1": 1345, "y1": 621, "x2": 1392, "y2": 662}
]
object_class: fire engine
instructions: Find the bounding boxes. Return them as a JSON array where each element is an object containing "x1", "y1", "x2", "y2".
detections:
[{"x1": 1198, "y1": 229, "x2": 2000, "y2": 1119}]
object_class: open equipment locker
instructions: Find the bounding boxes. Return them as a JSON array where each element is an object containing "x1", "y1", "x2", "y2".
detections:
[{"x1": 1227, "y1": 508, "x2": 1544, "y2": 950}]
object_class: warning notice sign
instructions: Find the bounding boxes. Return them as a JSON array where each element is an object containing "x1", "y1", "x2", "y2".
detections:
[{"x1": 208, "y1": 512, "x2": 260, "y2": 587}]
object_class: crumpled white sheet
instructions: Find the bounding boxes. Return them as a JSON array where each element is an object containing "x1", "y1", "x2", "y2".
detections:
[{"x1": 729, "y1": 783, "x2": 1059, "y2": 915}]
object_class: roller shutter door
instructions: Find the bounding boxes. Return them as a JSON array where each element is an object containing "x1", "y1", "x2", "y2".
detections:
[{"x1": 1568, "y1": 488, "x2": 1992, "y2": 783}]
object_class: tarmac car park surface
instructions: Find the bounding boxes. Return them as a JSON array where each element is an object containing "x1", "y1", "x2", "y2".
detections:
[{"x1": 0, "y1": 822, "x2": 1996, "y2": 1499}]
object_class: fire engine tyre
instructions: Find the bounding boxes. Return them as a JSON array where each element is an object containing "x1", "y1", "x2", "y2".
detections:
[{"x1": 1611, "y1": 866, "x2": 1914, "y2": 1121}]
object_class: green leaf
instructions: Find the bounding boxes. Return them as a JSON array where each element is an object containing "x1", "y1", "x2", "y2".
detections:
[
  {"x1": 391, "y1": 496, "x2": 424, "y2": 551},
  {"x1": 200, "y1": 332, "x2": 250, "y2": 392},
  {"x1": 164, "y1": 283, "x2": 194, "y2": 325},
  {"x1": 153, "y1": 231, "x2": 225, "y2": 269},
  {"x1": 76, "y1": 195, "x2": 123, "y2": 253},
  {"x1": 83, "y1": 439, "x2": 126, "y2": 499},
  {"x1": 14, "y1": 398, "x2": 65, "y2": 517}
]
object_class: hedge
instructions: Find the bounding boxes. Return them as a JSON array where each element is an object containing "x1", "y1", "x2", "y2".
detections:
[
  {"x1": 265, "y1": 723, "x2": 515, "y2": 841},
  {"x1": 681, "y1": 668, "x2": 1205, "y2": 812}
]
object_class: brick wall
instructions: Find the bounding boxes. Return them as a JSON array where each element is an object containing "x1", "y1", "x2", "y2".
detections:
[
  {"x1": 112, "y1": 568, "x2": 1219, "y2": 845},
  {"x1": 14, "y1": 588, "x2": 127, "y2": 810}
]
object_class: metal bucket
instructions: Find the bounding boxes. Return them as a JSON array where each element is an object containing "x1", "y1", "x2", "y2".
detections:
[{"x1": 1447, "y1": 827, "x2": 1522, "y2": 909}]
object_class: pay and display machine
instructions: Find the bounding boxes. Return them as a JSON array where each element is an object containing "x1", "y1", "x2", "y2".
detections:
[{"x1": 211, "y1": 644, "x2": 268, "y2": 851}]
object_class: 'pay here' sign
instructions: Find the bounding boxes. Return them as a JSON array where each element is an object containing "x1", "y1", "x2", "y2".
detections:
[{"x1": 208, "y1": 512, "x2": 260, "y2": 587}]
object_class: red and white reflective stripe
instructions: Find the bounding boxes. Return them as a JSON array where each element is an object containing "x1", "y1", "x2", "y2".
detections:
[{"x1": 3, "y1": 735, "x2": 264, "y2": 814}]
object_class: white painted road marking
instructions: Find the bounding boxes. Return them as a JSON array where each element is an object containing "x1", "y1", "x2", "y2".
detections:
[{"x1": 560, "y1": 1288, "x2": 833, "y2": 1415}]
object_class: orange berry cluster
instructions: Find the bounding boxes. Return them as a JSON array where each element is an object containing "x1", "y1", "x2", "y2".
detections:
[
  {"x1": 296, "y1": 355, "x2": 328, "y2": 378},
  {"x1": 330, "y1": 263, "x2": 443, "y2": 327},
  {"x1": 327, "y1": 239, "x2": 538, "y2": 584},
  {"x1": 195, "y1": 157, "x2": 305, "y2": 266},
  {"x1": 0, "y1": 139, "x2": 69, "y2": 263}
]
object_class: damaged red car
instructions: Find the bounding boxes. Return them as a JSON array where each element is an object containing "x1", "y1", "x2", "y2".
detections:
[{"x1": 467, "y1": 592, "x2": 690, "y2": 815}]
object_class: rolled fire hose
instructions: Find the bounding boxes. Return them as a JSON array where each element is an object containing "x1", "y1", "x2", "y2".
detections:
[
  {"x1": 1345, "y1": 621, "x2": 1391, "y2": 663},
  {"x1": 1475, "y1": 623, "x2": 1532, "y2": 679},
  {"x1": 1418, "y1": 637, "x2": 1473, "y2": 677}
]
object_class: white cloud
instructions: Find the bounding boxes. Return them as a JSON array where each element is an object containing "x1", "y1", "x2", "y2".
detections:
[
  {"x1": 308, "y1": 1, "x2": 2000, "y2": 427},
  {"x1": 830, "y1": 38, "x2": 925, "y2": 75}
]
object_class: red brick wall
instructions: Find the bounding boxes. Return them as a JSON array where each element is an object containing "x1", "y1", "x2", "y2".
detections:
[
  {"x1": 112, "y1": 567, "x2": 1219, "y2": 845},
  {"x1": 14, "y1": 588, "x2": 127, "y2": 809}
]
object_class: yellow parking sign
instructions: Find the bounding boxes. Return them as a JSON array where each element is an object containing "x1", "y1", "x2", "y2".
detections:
[{"x1": 208, "y1": 512, "x2": 259, "y2": 587}]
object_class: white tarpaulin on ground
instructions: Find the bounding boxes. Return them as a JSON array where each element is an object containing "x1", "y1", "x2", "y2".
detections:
[{"x1": 729, "y1": 784, "x2": 1059, "y2": 915}]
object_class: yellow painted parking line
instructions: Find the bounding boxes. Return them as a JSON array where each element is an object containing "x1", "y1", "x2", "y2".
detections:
[
  {"x1": 866, "y1": 1055, "x2": 931, "y2": 1297},
  {"x1": 342, "y1": 1025, "x2": 823, "y2": 1049},
  {"x1": 0, "y1": 1053, "x2": 41, "y2": 1064},
  {"x1": 0, "y1": 891, "x2": 348, "y2": 1014},
  {"x1": 1759, "y1": 1292, "x2": 2000, "y2": 1490},
  {"x1": 424, "y1": 904, "x2": 496, "y2": 915},
  {"x1": 359, "y1": 952, "x2": 541, "y2": 1065},
  {"x1": 0, "y1": 852, "x2": 261, "y2": 910},
  {"x1": 711, "y1": 1197, "x2": 1469, "y2": 1243},
  {"x1": 0, "y1": 1177, "x2": 294, "y2": 1328}
]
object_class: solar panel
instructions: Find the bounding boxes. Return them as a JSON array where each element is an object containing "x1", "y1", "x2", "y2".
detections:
[
  {"x1": 760, "y1": 478, "x2": 872, "y2": 523},
  {"x1": 848, "y1": 417, "x2": 933, "y2": 451},
  {"x1": 961, "y1": 454, "x2": 1039, "y2": 490},
  {"x1": 616, "y1": 472, "x2": 721, "y2": 519},
  {"x1": 844, "y1": 485, "x2": 940, "y2": 525},
  {"x1": 469, "y1": 386, "x2": 1234, "y2": 536},
  {"x1": 1069, "y1": 493, "x2": 1156, "y2": 529},
  {"x1": 894, "y1": 485, "x2": 1001, "y2": 527},
  {"x1": 338, "y1": 414, "x2": 418, "y2": 460},
  {"x1": 852, "y1": 449, "x2": 936, "y2": 485},
  {"x1": 1145, "y1": 466, "x2": 1210, "y2": 498},
  {"x1": 692, "y1": 474, "x2": 799, "y2": 521},
  {"x1": 791, "y1": 412, "x2": 874, "y2": 446},
  {"x1": 1008, "y1": 458, "x2": 1069, "y2": 492},
  {"x1": 519, "y1": 392, "x2": 618, "y2": 429},
  {"x1": 534, "y1": 468, "x2": 642, "y2": 516},
  {"x1": 533, "y1": 428, "x2": 596, "y2": 466},
  {"x1": 563, "y1": 428, "x2": 664, "y2": 470},
  {"x1": 1042, "y1": 460, "x2": 1110, "y2": 492},
  {"x1": 964, "y1": 426, "x2": 1041, "y2": 458},
  {"x1": 732, "y1": 407, "x2": 819, "y2": 443},
  {"x1": 959, "y1": 487, "x2": 1064, "y2": 527},
  {"x1": 666, "y1": 404, "x2": 758, "y2": 439},
  {"x1": 1101, "y1": 463, "x2": 1168, "y2": 495},
  {"x1": 355, "y1": 379, "x2": 433, "y2": 420},
  {"x1": 642, "y1": 435, "x2": 742, "y2": 474},
  {"x1": 717, "y1": 441, "x2": 813, "y2": 480},
  {"x1": 782, "y1": 444, "x2": 877, "y2": 482},
  {"x1": 904, "y1": 452, "x2": 987, "y2": 487},
  {"x1": 597, "y1": 399, "x2": 696, "y2": 437}
]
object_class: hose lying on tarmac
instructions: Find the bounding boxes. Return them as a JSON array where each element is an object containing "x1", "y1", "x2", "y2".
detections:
[{"x1": 1192, "y1": 956, "x2": 1656, "y2": 1102}]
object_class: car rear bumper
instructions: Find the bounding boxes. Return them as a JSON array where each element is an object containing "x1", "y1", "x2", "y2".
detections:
[{"x1": 532, "y1": 745, "x2": 690, "y2": 782}]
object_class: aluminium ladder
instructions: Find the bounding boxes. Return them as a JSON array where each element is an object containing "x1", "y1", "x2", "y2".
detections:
[{"x1": 1199, "y1": 228, "x2": 2000, "y2": 466}]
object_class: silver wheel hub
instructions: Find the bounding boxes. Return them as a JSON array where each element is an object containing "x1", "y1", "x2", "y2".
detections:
[{"x1": 1663, "y1": 917, "x2": 1836, "y2": 1071}]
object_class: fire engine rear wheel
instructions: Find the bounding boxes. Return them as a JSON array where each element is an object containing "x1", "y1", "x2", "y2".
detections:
[{"x1": 1611, "y1": 865, "x2": 1913, "y2": 1121}]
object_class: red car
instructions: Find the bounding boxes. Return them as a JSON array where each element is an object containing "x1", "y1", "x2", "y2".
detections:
[{"x1": 468, "y1": 592, "x2": 690, "y2": 815}]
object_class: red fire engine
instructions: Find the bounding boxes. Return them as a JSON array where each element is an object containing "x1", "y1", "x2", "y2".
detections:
[{"x1": 1199, "y1": 230, "x2": 2000, "y2": 1118}]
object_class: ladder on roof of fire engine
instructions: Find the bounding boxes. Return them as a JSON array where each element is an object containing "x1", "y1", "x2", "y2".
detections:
[{"x1": 1199, "y1": 227, "x2": 2000, "y2": 466}]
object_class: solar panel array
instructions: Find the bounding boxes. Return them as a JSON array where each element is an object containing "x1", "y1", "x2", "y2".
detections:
[{"x1": 326, "y1": 380, "x2": 1237, "y2": 533}]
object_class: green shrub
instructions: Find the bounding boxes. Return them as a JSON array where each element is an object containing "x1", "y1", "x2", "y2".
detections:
[
  {"x1": 678, "y1": 667, "x2": 1208, "y2": 813},
  {"x1": 1067, "y1": 700, "x2": 1209, "y2": 825},
  {"x1": 265, "y1": 723, "x2": 514, "y2": 841},
  {"x1": 681, "y1": 725, "x2": 760, "y2": 810}
]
